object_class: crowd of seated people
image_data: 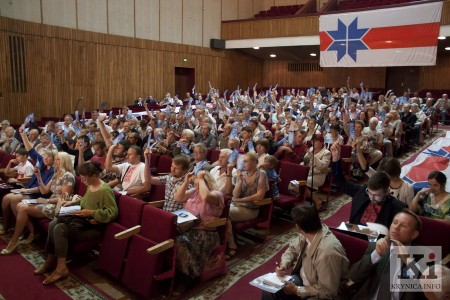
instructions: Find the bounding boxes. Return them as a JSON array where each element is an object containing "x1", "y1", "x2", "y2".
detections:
[{"x1": 0, "y1": 82, "x2": 449, "y2": 295}]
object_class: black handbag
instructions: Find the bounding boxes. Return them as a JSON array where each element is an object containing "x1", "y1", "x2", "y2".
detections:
[{"x1": 56, "y1": 215, "x2": 93, "y2": 235}]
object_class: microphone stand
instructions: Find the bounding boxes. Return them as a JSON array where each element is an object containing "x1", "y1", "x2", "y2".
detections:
[
  {"x1": 309, "y1": 105, "x2": 330, "y2": 205},
  {"x1": 74, "y1": 97, "x2": 83, "y2": 112}
]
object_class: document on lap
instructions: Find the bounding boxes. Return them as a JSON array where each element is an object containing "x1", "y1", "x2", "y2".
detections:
[
  {"x1": 172, "y1": 209, "x2": 198, "y2": 224},
  {"x1": 249, "y1": 272, "x2": 293, "y2": 293}
]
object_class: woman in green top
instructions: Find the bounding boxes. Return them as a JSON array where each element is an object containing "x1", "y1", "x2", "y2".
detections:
[
  {"x1": 34, "y1": 162, "x2": 118, "y2": 285},
  {"x1": 410, "y1": 171, "x2": 450, "y2": 223}
]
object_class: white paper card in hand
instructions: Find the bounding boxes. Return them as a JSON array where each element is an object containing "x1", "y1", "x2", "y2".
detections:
[{"x1": 58, "y1": 205, "x2": 81, "y2": 216}]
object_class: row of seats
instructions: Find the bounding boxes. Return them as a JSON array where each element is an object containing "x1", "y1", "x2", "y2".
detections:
[
  {"x1": 255, "y1": 5, "x2": 302, "y2": 18},
  {"x1": 338, "y1": 0, "x2": 417, "y2": 10}
]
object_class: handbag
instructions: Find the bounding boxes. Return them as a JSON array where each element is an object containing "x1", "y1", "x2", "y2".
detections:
[{"x1": 56, "y1": 215, "x2": 94, "y2": 236}]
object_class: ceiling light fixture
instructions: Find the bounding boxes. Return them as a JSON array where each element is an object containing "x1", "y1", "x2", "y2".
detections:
[
  {"x1": 253, "y1": 46, "x2": 260, "y2": 50},
  {"x1": 438, "y1": 36, "x2": 446, "y2": 40},
  {"x1": 310, "y1": 53, "x2": 317, "y2": 57},
  {"x1": 445, "y1": 47, "x2": 450, "y2": 51},
  {"x1": 270, "y1": 54, "x2": 276, "y2": 58}
]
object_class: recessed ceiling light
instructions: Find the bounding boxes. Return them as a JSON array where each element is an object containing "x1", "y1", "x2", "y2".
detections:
[
  {"x1": 310, "y1": 53, "x2": 317, "y2": 57},
  {"x1": 253, "y1": 46, "x2": 260, "y2": 50},
  {"x1": 445, "y1": 47, "x2": 450, "y2": 51},
  {"x1": 438, "y1": 36, "x2": 446, "y2": 40},
  {"x1": 270, "y1": 54, "x2": 276, "y2": 58}
]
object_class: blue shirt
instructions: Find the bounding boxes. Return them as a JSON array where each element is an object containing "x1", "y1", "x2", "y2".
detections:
[{"x1": 25, "y1": 148, "x2": 55, "y2": 198}]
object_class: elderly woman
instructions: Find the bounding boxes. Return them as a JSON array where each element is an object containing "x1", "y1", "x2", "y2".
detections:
[
  {"x1": 227, "y1": 152, "x2": 269, "y2": 258},
  {"x1": 34, "y1": 162, "x2": 118, "y2": 284},
  {"x1": 410, "y1": 171, "x2": 450, "y2": 222},
  {"x1": 377, "y1": 157, "x2": 414, "y2": 205},
  {"x1": 0, "y1": 151, "x2": 74, "y2": 255},
  {"x1": 173, "y1": 129, "x2": 196, "y2": 156},
  {"x1": 173, "y1": 171, "x2": 224, "y2": 289}
]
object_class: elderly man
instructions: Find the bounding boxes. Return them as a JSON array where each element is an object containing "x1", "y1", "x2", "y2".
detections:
[
  {"x1": 218, "y1": 124, "x2": 232, "y2": 150},
  {"x1": 411, "y1": 103, "x2": 430, "y2": 143},
  {"x1": 349, "y1": 209, "x2": 427, "y2": 300},
  {"x1": 262, "y1": 203, "x2": 349, "y2": 300},
  {"x1": 0, "y1": 120, "x2": 10, "y2": 144},
  {"x1": 188, "y1": 143, "x2": 213, "y2": 172},
  {"x1": 362, "y1": 117, "x2": 384, "y2": 156},
  {"x1": 196, "y1": 124, "x2": 217, "y2": 149},
  {"x1": 401, "y1": 104, "x2": 418, "y2": 149},
  {"x1": 0, "y1": 127, "x2": 20, "y2": 154},
  {"x1": 210, "y1": 148, "x2": 236, "y2": 195},
  {"x1": 434, "y1": 94, "x2": 450, "y2": 124},
  {"x1": 274, "y1": 130, "x2": 307, "y2": 164},
  {"x1": 330, "y1": 142, "x2": 407, "y2": 228}
]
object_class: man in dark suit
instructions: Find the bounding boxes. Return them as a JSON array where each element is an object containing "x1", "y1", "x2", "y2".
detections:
[
  {"x1": 349, "y1": 209, "x2": 427, "y2": 300},
  {"x1": 329, "y1": 143, "x2": 407, "y2": 228}
]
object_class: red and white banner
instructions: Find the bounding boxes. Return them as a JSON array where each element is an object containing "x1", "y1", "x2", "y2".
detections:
[
  {"x1": 401, "y1": 137, "x2": 450, "y2": 192},
  {"x1": 319, "y1": 2, "x2": 442, "y2": 67}
]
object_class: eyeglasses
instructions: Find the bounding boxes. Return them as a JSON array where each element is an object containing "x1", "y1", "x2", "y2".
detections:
[{"x1": 365, "y1": 188, "x2": 386, "y2": 202}]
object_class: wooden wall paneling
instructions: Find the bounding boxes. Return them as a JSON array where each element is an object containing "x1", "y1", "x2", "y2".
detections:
[
  {"x1": 221, "y1": 16, "x2": 318, "y2": 39},
  {"x1": 263, "y1": 60, "x2": 386, "y2": 89},
  {"x1": 442, "y1": 0, "x2": 450, "y2": 25},
  {"x1": 419, "y1": 55, "x2": 450, "y2": 90}
]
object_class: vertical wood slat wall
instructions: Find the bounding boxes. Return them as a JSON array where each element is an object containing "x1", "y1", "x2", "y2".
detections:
[
  {"x1": 0, "y1": 17, "x2": 263, "y2": 124},
  {"x1": 264, "y1": 60, "x2": 387, "y2": 89}
]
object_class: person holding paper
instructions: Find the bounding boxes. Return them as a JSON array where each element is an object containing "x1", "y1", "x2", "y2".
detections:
[
  {"x1": 34, "y1": 162, "x2": 118, "y2": 285},
  {"x1": 173, "y1": 129, "x2": 196, "y2": 157},
  {"x1": 262, "y1": 203, "x2": 349, "y2": 300},
  {"x1": 1, "y1": 130, "x2": 57, "y2": 235},
  {"x1": 172, "y1": 170, "x2": 224, "y2": 292},
  {"x1": 227, "y1": 152, "x2": 269, "y2": 258},
  {"x1": 329, "y1": 142, "x2": 407, "y2": 228},
  {"x1": 104, "y1": 144, "x2": 150, "y2": 198},
  {"x1": 195, "y1": 124, "x2": 217, "y2": 149},
  {"x1": 144, "y1": 149, "x2": 191, "y2": 212},
  {"x1": 210, "y1": 149, "x2": 236, "y2": 195},
  {"x1": 188, "y1": 143, "x2": 213, "y2": 173},
  {"x1": 274, "y1": 130, "x2": 307, "y2": 164},
  {"x1": 239, "y1": 127, "x2": 254, "y2": 153},
  {"x1": 0, "y1": 151, "x2": 74, "y2": 255}
]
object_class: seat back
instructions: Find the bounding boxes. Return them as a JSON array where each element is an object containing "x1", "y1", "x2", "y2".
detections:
[
  {"x1": 278, "y1": 161, "x2": 309, "y2": 197},
  {"x1": 150, "y1": 153, "x2": 160, "y2": 169},
  {"x1": 74, "y1": 176, "x2": 88, "y2": 196},
  {"x1": 97, "y1": 194, "x2": 145, "y2": 279},
  {"x1": 340, "y1": 145, "x2": 353, "y2": 176},
  {"x1": 121, "y1": 205, "x2": 177, "y2": 297},
  {"x1": 144, "y1": 184, "x2": 166, "y2": 202},
  {"x1": 416, "y1": 216, "x2": 450, "y2": 264},
  {"x1": 157, "y1": 155, "x2": 172, "y2": 174},
  {"x1": 208, "y1": 148, "x2": 221, "y2": 164},
  {"x1": 330, "y1": 228, "x2": 368, "y2": 265}
]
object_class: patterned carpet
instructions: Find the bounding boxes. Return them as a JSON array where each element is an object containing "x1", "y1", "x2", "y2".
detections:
[
  {"x1": 183, "y1": 195, "x2": 352, "y2": 300},
  {"x1": 182, "y1": 128, "x2": 448, "y2": 299}
]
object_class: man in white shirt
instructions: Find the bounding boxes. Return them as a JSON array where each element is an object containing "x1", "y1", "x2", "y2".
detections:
[
  {"x1": 105, "y1": 144, "x2": 150, "y2": 198},
  {"x1": 210, "y1": 149, "x2": 236, "y2": 195}
]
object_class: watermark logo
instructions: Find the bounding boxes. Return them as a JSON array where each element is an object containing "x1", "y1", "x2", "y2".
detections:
[{"x1": 390, "y1": 246, "x2": 442, "y2": 293}]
